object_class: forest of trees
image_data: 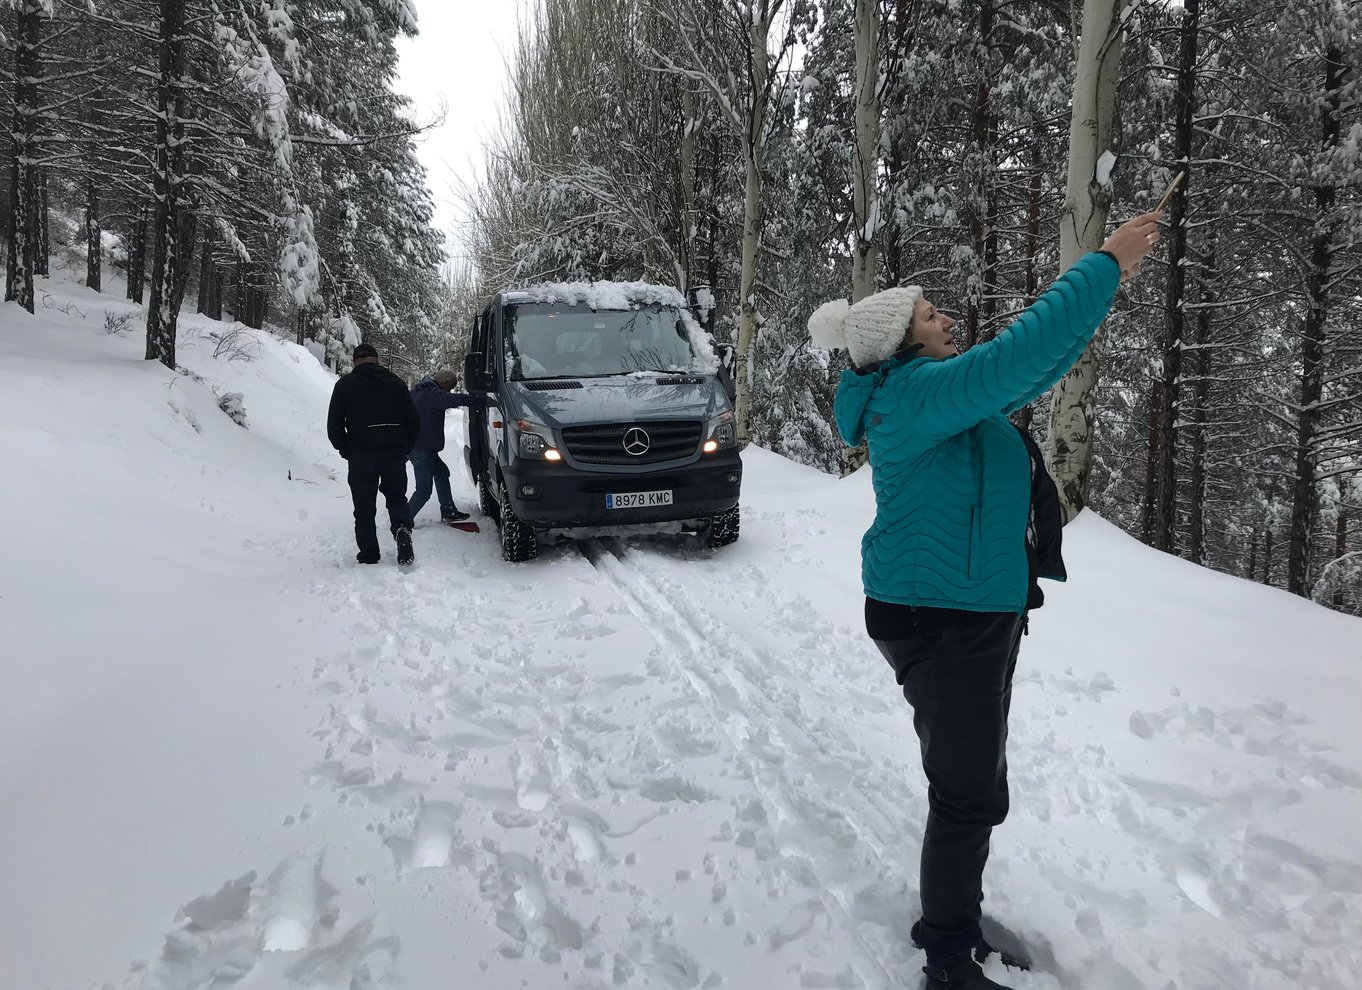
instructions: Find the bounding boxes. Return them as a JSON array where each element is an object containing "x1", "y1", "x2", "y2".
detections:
[
  {"x1": 459, "y1": 0, "x2": 1362, "y2": 615},
  {"x1": 1, "y1": 0, "x2": 444, "y2": 378},
  {"x1": 4, "y1": 0, "x2": 1359, "y2": 615}
]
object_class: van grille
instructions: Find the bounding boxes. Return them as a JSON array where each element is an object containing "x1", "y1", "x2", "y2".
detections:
[{"x1": 561, "y1": 420, "x2": 703, "y2": 465}]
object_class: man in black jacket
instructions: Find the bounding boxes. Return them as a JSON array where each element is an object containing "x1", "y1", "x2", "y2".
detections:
[
  {"x1": 408, "y1": 370, "x2": 486, "y2": 525},
  {"x1": 327, "y1": 343, "x2": 420, "y2": 565}
]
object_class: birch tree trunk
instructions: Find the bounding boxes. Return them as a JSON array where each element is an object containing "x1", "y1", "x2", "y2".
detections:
[
  {"x1": 1287, "y1": 44, "x2": 1344, "y2": 596},
  {"x1": 1044, "y1": 0, "x2": 1128, "y2": 520},
  {"x1": 843, "y1": 0, "x2": 881, "y2": 473},
  {"x1": 963, "y1": 0, "x2": 995, "y2": 349},
  {"x1": 851, "y1": 0, "x2": 880, "y2": 303},
  {"x1": 145, "y1": 0, "x2": 187, "y2": 368},
  {"x1": 1013, "y1": 135, "x2": 1043, "y2": 433}
]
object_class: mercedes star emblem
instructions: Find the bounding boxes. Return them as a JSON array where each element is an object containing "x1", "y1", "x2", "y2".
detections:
[{"x1": 623, "y1": 427, "x2": 651, "y2": 456}]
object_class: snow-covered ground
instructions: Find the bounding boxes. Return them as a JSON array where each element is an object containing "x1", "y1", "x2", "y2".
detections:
[{"x1": 3, "y1": 274, "x2": 1360, "y2": 990}]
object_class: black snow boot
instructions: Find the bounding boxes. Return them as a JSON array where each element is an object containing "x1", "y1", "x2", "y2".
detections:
[
  {"x1": 395, "y1": 526, "x2": 414, "y2": 566},
  {"x1": 921, "y1": 957, "x2": 1013, "y2": 990}
]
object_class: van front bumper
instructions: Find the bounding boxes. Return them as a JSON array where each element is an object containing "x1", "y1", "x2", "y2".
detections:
[{"x1": 502, "y1": 451, "x2": 742, "y2": 528}]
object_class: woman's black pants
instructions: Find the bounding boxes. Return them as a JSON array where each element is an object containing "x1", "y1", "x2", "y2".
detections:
[{"x1": 874, "y1": 609, "x2": 1025, "y2": 951}]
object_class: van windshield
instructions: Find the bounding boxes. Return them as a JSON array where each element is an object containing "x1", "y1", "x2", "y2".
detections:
[{"x1": 506, "y1": 304, "x2": 699, "y2": 381}]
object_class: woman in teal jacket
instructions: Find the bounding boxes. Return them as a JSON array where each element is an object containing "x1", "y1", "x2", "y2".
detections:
[{"x1": 809, "y1": 211, "x2": 1163, "y2": 990}]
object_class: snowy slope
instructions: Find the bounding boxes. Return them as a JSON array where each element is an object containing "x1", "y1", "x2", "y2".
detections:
[{"x1": 2, "y1": 275, "x2": 1360, "y2": 990}]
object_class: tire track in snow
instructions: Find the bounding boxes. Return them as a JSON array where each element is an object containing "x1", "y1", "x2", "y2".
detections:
[
  {"x1": 583, "y1": 538, "x2": 911, "y2": 989},
  {"x1": 299, "y1": 530, "x2": 790, "y2": 987},
  {"x1": 624, "y1": 552, "x2": 914, "y2": 849}
]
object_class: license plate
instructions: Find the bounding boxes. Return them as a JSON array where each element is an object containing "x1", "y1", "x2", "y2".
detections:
[{"x1": 606, "y1": 489, "x2": 673, "y2": 509}]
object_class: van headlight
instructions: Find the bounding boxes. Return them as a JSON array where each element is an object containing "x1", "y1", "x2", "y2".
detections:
[
  {"x1": 512, "y1": 419, "x2": 561, "y2": 460},
  {"x1": 703, "y1": 411, "x2": 736, "y2": 453}
]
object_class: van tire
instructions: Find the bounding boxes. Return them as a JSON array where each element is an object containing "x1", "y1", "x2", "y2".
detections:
[
  {"x1": 479, "y1": 474, "x2": 499, "y2": 520},
  {"x1": 497, "y1": 478, "x2": 538, "y2": 563},
  {"x1": 705, "y1": 504, "x2": 740, "y2": 550}
]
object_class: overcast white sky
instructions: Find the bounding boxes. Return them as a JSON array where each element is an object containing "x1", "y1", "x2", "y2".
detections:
[{"x1": 395, "y1": 4, "x2": 523, "y2": 257}]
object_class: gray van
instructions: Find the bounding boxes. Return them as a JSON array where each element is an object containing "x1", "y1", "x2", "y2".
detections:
[{"x1": 462, "y1": 282, "x2": 742, "y2": 562}]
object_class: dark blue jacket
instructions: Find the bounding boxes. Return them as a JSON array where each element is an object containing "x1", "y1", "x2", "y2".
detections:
[{"x1": 411, "y1": 377, "x2": 485, "y2": 452}]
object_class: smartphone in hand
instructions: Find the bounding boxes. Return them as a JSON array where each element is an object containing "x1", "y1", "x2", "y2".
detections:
[{"x1": 1155, "y1": 171, "x2": 1185, "y2": 213}]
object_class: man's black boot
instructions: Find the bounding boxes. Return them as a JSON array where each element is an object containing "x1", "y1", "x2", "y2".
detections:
[
  {"x1": 395, "y1": 526, "x2": 414, "y2": 566},
  {"x1": 921, "y1": 957, "x2": 1013, "y2": 989}
]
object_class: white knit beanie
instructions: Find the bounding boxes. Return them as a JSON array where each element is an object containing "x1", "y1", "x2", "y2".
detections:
[{"x1": 808, "y1": 286, "x2": 923, "y2": 369}]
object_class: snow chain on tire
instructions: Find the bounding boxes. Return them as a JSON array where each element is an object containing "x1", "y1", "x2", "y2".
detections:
[
  {"x1": 705, "y1": 504, "x2": 740, "y2": 550},
  {"x1": 497, "y1": 478, "x2": 538, "y2": 563}
]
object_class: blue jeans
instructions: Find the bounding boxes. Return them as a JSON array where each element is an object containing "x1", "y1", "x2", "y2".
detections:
[{"x1": 408, "y1": 449, "x2": 459, "y2": 521}]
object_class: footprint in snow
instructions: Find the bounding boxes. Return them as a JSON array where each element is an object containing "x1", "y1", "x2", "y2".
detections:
[
  {"x1": 558, "y1": 803, "x2": 611, "y2": 862},
  {"x1": 766, "y1": 898, "x2": 826, "y2": 950},
  {"x1": 493, "y1": 851, "x2": 585, "y2": 952},
  {"x1": 262, "y1": 855, "x2": 339, "y2": 951},
  {"x1": 510, "y1": 750, "x2": 555, "y2": 812},
  {"x1": 134, "y1": 857, "x2": 397, "y2": 990},
  {"x1": 651, "y1": 713, "x2": 724, "y2": 761},
  {"x1": 406, "y1": 801, "x2": 462, "y2": 870},
  {"x1": 1170, "y1": 847, "x2": 1226, "y2": 921}
]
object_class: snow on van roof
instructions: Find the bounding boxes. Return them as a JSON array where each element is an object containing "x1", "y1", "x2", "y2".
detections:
[{"x1": 506, "y1": 281, "x2": 689, "y2": 310}]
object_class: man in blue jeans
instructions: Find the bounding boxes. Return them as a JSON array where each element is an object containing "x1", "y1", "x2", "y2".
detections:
[{"x1": 408, "y1": 370, "x2": 486, "y2": 524}]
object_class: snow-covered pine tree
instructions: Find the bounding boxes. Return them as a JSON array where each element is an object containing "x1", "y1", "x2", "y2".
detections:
[
  {"x1": 0, "y1": 0, "x2": 442, "y2": 379},
  {"x1": 282, "y1": 1, "x2": 441, "y2": 373}
]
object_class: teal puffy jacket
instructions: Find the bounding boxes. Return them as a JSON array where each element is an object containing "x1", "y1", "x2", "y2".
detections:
[{"x1": 834, "y1": 252, "x2": 1121, "y2": 613}]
